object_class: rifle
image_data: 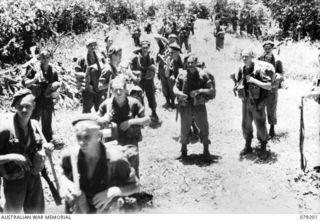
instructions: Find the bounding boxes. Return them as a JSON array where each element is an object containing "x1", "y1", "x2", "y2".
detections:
[
  {"x1": 230, "y1": 73, "x2": 238, "y2": 96},
  {"x1": 41, "y1": 166, "x2": 62, "y2": 205},
  {"x1": 31, "y1": 122, "x2": 62, "y2": 205},
  {"x1": 299, "y1": 97, "x2": 307, "y2": 172}
]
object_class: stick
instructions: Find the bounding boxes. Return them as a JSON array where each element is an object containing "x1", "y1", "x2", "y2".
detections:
[
  {"x1": 299, "y1": 97, "x2": 307, "y2": 172},
  {"x1": 41, "y1": 167, "x2": 62, "y2": 205}
]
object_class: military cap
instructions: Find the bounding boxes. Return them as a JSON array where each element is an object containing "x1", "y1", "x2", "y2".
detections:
[
  {"x1": 107, "y1": 45, "x2": 122, "y2": 56},
  {"x1": 169, "y1": 42, "x2": 181, "y2": 52},
  {"x1": 85, "y1": 39, "x2": 97, "y2": 47},
  {"x1": 262, "y1": 40, "x2": 274, "y2": 48},
  {"x1": 140, "y1": 40, "x2": 151, "y2": 48},
  {"x1": 241, "y1": 49, "x2": 255, "y2": 58},
  {"x1": 11, "y1": 88, "x2": 34, "y2": 107},
  {"x1": 71, "y1": 114, "x2": 101, "y2": 127},
  {"x1": 186, "y1": 54, "x2": 198, "y2": 63},
  {"x1": 37, "y1": 50, "x2": 51, "y2": 60},
  {"x1": 168, "y1": 34, "x2": 178, "y2": 40}
]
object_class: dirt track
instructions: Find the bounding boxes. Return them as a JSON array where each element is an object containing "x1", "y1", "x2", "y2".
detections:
[{"x1": 10, "y1": 19, "x2": 319, "y2": 214}]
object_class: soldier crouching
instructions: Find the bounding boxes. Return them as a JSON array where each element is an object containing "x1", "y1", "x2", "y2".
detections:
[
  {"x1": 173, "y1": 55, "x2": 215, "y2": 160},
  {"x1": 57, "y1": 114, "x2": 140, "y2": 214},
  {"x1": 0, "y1": 89, "x2": 54, "y2": 213}
]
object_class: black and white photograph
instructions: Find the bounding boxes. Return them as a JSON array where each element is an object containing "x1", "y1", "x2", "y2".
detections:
[{"x1": 0, "y1": 0, "x2": 319, "y2": 217}]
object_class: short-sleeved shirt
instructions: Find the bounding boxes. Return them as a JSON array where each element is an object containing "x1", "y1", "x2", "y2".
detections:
[
  {"x1": 22, "y1": 63, "x2": 59, "y2": 102},
  {"x1": 130, "y1": 53, "x2": 155, "y2": 79},
  {"x1": 61, "y1": 143, "x2": 138, "y2": 213},
  {"x1": 179, "y1": 25, "x2": 189, "y2": 38},
  {"x1": 98, "y1": 97, "x2": 145, "y2": 144},
  {"x1": 237, "y1": 61, "x2": 273, "y2": 103},
  {"x1": 75, "y1": 52, "x2": 104, "y2": 93},
  {"x1": 175, "y1": 68, "x2": 214, "y2": 102},
  {"x1": 165, "y1": 56, "x2": 183, "y2": 79},
  {"x1": 0, "y1": 114, "x2": 42, "y2": 179}
]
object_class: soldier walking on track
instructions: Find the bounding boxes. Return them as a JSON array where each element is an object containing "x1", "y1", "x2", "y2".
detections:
[
  {"x1": 99, "y1": 46, "x2": 123, "y2": 99},
  {"x1": 74, "y1": 39, "x2": 104, "y2": 113},
  {"x1": 258, "y1": 41, "x2": 284, "y2": 138},
  {"x1": 161, "y1": 42, "x2": 183, "y2": 108},
  {"x1": 234, "y1": 49, "x2": 274, "y2": 160},
  {"x1": 98, "y1": 77, "x2": 150, "y2": 177},
  {"x1": 22, "y1": 50, "x2": 60, "y2": 142},
  {"x1": 173, "y1": 55, "x2": 215, "y2": 160},
  {"x1": 129, "y1": 41, "x2": 160, "y2": 123},
  {"x1": 179, "y1": 21, "x2": 190, "y2": 52}
]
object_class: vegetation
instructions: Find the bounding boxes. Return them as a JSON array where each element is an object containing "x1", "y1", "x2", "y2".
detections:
[
  {"x1": 0, "y1": 0, "x2": 136, "y2": 67},
  {"x1": 262, "y1": 0, "x2": 320, "y2": 41}
]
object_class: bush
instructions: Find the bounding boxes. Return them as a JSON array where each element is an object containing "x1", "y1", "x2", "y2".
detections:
[
  {"x1": 263, "y1": 0, "x2": 320, "y2": 41},
  {"x1": 0, "y1": 0, "x2": 137, "y2": 67}
]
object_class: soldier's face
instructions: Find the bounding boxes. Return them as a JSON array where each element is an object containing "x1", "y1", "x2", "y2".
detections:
[
  {"x1": 39, "y1": 54, "x2": 51, "y2": 65},
  {"x1": 75, "y1": 126, "x2": 101, "y2": 152},
  {"x1": 107, "y1": 38, "x2": 113, "y2": 46},
  {"x1": 112, "y1": 81, "x2": 127, "y2": 100},
  {"x1": 242, "y1": 55, "x2": 252, "y2": 66},
  {"x1": 142, "y1": 46, "x2": 149, "y2": 54},
  {"x1": 15, "y1": 95, "x2": 35, "y2": 120},
  {"x1": 113, "y1": 51, "x2": 122, "y2": 65},
  {"x1": 263, "y1": 45, "x2": 273, "y2": 54},
  {"x1": 170, "y1": 49, "x2": 179, "y2": 60},
  {"x1": 187, "y1": 60, "x2": 197, "y2": 72},
  {"x1": 87, "y1": 43, "x2": 97, "y2": 53}
]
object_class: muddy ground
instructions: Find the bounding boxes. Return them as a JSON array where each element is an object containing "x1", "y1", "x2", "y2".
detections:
[{"x1": 1, "y1": 19, "x2": 319, "y2": 214}]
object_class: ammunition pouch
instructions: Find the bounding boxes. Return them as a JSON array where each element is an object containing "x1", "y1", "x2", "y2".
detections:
[
  {"x1": 119, "y1": 125, "x2": 142, "y2": 141},
  {"x1": 144, "y1": 68, "x2": 155, "y2": 80},
  {"x1": 193, "y1": 94, "x2": 207, "y2": 106},
  {"x1": 248, "y1": 84, "x2": 260, "y2": 100},
  {"x1": 30, "y1": 149, "x2": 46, "y2": 175},
  {"x1": 2, "y1": 162, "x2": 25, "y2": 180},
  {"x1": 177, "y1": 97, "x2": 188, "y2": 107},
  {"x1": 237, "y1": 85, "x2": 246, "y2": 99}
]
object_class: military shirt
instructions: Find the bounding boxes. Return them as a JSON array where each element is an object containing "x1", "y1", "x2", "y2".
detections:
[
  {"x1": 60, "y1": 143, "x2": 138, "y2": 213},
  {"x1": 175, "y1": 68, "x2": 214, "y2": 102},
  {"x1": 0, "y1": 114, "x2": 43, "y2": 179},
  {"x1": 129, "y1": 53, "x2": 155, "y2": 80},
  {"x1": 22, "y1": 63, "x2": 59, "y2": 100},
  {"x1": 236, "y1": 61, "x2": 274, "y2": 104},
  {"x1": 98, "y1": 97, "x2": 145, "y2": 144},
  {"x1": 75, "y1": 52, "x2": 104, "y2": 93}
]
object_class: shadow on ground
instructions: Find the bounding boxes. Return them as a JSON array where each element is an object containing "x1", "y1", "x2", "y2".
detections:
[
  {"x1": 269, "y1": 131, "x2": 289, "y2": 143},
  {"x1": 240, "y1": 146, "x2": 279, "y2": 164},
  {"x1": 178, "y1": 154, "x2": 222, "y2": 167}
]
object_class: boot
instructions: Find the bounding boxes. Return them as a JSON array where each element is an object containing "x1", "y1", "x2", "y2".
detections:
[
  {"x1": 240, "y1": 140, "x2": 252, "y2": 156},
  {"x1": 170, "y1": 99, "x2": 176, "y2": 109},
  {"x1": 203, "y1": 144, "x2": 211, "y2": 161},
  {"x1": 164, "y1": 97, "x2": 170, "y2": 108},
  {"x1": 269, "y1": 125, "x2": 275, "y2": 138},
  {"x1": 151, "y1": 109, "x2": 159, "y2": 123},
  {"x1": 259, "y1": 141, "x2": 269, "y2": 160},
  {"x1": 177, "y1": 144, "x2": 187, "y2": 159}
]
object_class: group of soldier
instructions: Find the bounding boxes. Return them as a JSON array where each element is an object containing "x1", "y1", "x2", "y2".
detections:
[{"x1": 0, "y1": 13, "x2": 319, "y2": 215}]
